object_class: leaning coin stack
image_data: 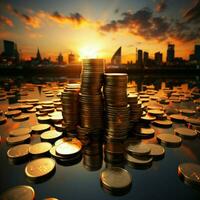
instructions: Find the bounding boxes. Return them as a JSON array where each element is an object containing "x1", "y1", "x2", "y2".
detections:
[
  {"x1": 61, "y1": 83, "x2": 80, "y2": 132},
  {"x1": 79, "y1": 59, "x2": 105, "y2": 137},
  {"x1": 103, "y1": 73, "x2": 129, "y2": 140}
]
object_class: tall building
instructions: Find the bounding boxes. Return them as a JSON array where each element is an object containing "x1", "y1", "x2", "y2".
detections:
[
  {"x1": 143, "y1": 51, "x2": 149, "y2": 66},
  {"x1": 111, "y1": 47, "x2": 121, "y2": 65},
  {"x1": 36, "y1": 48, "x2": 41, "y2": 61},
  {"x1": 57, "y1": 53, "x2": 64, "y2": 64},
  {"x1": 2, "y1": 40, "x2": 19, "y2": 63},
  {"x1": 137, "y1": 49, "x2": 143, "y2": 67},
  {"x1": 167, "y1": 44, "x2": 175, "y2": 63},
  {"x1": 68, "y1": 53, "x2": 76, "y2": 64},
  {"x1": 155, "y1": 52, "x2": 163, "y2": 65},
  {"x1": 194, "y1": 44, "x2": 200, "y2": 61}
]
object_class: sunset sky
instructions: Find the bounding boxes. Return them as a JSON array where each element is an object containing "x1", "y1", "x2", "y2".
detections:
[{"x1": 0, "y1": 0, "x2": 200, "y2": 63}]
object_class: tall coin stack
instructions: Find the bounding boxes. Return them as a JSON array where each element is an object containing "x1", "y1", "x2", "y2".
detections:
[
  {"x1": 104, "y1": 73, "x2": 129, "y2": 140},
  {"x1": 61, "y1": 83, "x2": 80, "y2": 132},
  {"x1": 78, "y1": 59, "x2": 105, "y2": 140}
]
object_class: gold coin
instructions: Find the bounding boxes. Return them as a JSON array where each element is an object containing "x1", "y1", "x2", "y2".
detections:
[
  {"x1": 157, "y1": 133, "x2": 182, "y2": 147},
  {"x1": 178, "y1": 163, "x2": 200, "y2": 187},
  {"x1": 0, "y1": 185, "x2": 35, "y2": 200},
  {"x1": 100, "y1": 167, "x2": 132, "y2": 191},
  {"x1": 25, "y1": 158, "x2": 56, "y2": 181},
  {"x1": 29, "y1": 142, "x2": 52, "y2": 156},
  {"x1": 6, "y1": 134, "x2": 31, "y2": 146},
  {"x1": 174, "y1": 127, "x2": 197, "y2": 139},
  {"x1": 31, "y1": 124, "x2": 50, "y2": 134},
  {"x1": 56, "y1": 141, "x2": 81, "y2": 157},
  {"x1": 7, "y1": 144, "x2": 30, "y2": 160},
  {"x1": 9, "y1": 128, "x2": 32, "y2": 137}
]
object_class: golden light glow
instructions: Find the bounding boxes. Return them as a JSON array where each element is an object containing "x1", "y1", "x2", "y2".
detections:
[{"x1": 79, "y1": 44, "x2": 101, "y2": 59}]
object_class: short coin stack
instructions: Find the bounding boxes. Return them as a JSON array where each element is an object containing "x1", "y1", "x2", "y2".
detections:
[
  {"x1": 50, "y1": 138, "x2": 82, "y2": 165},
  {"x1": 103, "y1": 73, "x2": 129, "y2": 140},
  {"x1": 61, "y1": 83, "x2": 80, "y2": 132},
  {"x1": 128, "y1": 94, "x2": 142, "y2": 123},
  {"x1": 78, "y1": 59, "x2": 105, "y2": 138}
]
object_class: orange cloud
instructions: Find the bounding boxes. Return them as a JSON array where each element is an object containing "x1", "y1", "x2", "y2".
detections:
[
  {"x1": 49, "y1": 11, "x2": 87, "y2": 26},
  {"x1": 0, "y1": 15, "x2": 14, "y2": 27},
  {"x1": 7, "y1": 4, "x2": 41, "y2": 28}
]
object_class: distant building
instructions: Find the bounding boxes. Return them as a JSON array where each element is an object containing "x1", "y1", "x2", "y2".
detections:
[
  {"x1": 194, "y1": 44, "x2": 200, "y2": 62},
  {"x1": 36, "y1": 48, "x2": 42, "y2": 61},
  {"x1": 174, "y1": 57, "x2": 184, "y2": 65},
  {"x1": 143, "y1": 51, "x2": 149, "y2": 66},
  {"x1": 57, "y1": 53, "x2": 64, "y2": 64},
  {"x1": 111, "y1": 47, "x2": 121, "y2": 65},
  {"x1": 68, "y1": 53, "x2": 76, "y2": 64},
  {"x1": 137, "y1": 49, "x2": 143, "y2": 67},
  {"x1": 189, "y1": 54, "x2": 195, "y2": 62},
  {"x1": 1, "y1": 40, "x2": 19, "y2": 63},
  {"x1": 167, "y1": 44, "x2": 175, "y2": 63},
  {"x1": 155, "y1": 52, "x2": 163, "y2": 65}
]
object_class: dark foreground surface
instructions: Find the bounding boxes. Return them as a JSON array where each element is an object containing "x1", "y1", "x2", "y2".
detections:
[{"x1": 0, "y1": 76, "x2": 200, "y2": 200}]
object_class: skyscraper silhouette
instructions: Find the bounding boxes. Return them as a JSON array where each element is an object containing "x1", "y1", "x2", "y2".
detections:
[
  {"x1": 111, "y1": 47, "x2": 121, "y2": 65},
  {"x1": 167, "y1": 44, "x2": 175, "y2": 63}
]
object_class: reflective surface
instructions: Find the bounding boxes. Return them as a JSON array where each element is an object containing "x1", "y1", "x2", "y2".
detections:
[{"x1": 0, "y1": 76, "x2": 200, "y2": 200}]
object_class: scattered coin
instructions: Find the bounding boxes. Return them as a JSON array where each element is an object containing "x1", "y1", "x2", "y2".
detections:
[
  {"x1": 169, "y1": 114, "x2": 187, "y2": 123},
  {"x1": 31, "y1": 124, "x2": 50, "y2": 134},
  {"x1": 174, "y1": 127, "x2": 197, "y2": 139},
  {"x1": 100, "y1": 167, "x2": 132, "y2": 194},
  {"x1": 126, "y1": 143, "x2": 151, "y2": 156},
  {"x1": 141, "y1": 115, "x2": 156, "y2": 122},
  {"x1": 178, "y1": 163, "x2": 200, "y2": 188},
  {"x1": 7, "y1": 144, "x2": 30, "y2": 163},
  {"x1": 5, "y1": 110, "x2": 22, "y2": 117},
  {"x1": 25, "y1": 157, "x2": 56, "y2": 182},
  {"x1": 146, "y1": 143, "x2": 165, "y2": 160},
  {"x1": 29, "y1": 142, "x2": 52, "y2": 158},
  {"x1": 126, "y1": 153, "x2": 153, "y2": 168},
  {"x1": 185, "y1": 117, "x2": 200, "y2": 126},
  {"x1": 56, "y1": 141, "x2": 82, "y2": 158},
  {"x1": 180, "y1": 109, "x2": 196, "y2": 116},
  {"x1": 148, "y1": 109, "x2": 164, "y2": 116},
  {"x1": 138, "y1": 127, "x2": 155, "y2": 138},
  {"x1": 9, "y1": 127, "x2": 32, "y2": 137},
  {"x1": 6, "y1": 134, "x2": 31, "y2": 146},
  {"x1": 12, "y1": 114, "x2": 29, "y2": 122},
  {"x1": 157, "y1": 133, "x2": 182, "y2": 147},
  {"x1": 152, "y1": 120, "x2": 173, "y2": 128},
  {"x1": 0, "y1": 185, "x2": 35, "y2": 200},
  {"x1": 37, "y1": 116, "x2": 51, "y2": 124},
  {"x1": 41, "y1": 130, "x2": 63, "y2": 143}
]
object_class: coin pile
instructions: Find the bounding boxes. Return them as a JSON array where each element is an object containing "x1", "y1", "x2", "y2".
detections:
[
  {"x1": 61, "y1": 83, "x2": 80, "y2": 131},
  {"x1": 79, "y1": 59, "x2": 105, "y2": 137},
  {"x1": 103, "y1": 73, "x2": 129, "y2": 140}
]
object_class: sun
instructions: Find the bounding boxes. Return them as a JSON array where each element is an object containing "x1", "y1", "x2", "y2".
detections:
[{"x1": 79, "y1": 45, "x2": 101, "y2": 60}]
